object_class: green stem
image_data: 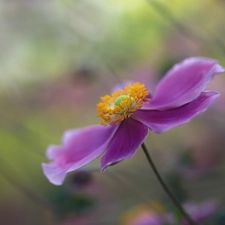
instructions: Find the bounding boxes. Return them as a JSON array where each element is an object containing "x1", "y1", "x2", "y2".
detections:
[{"x1": 141, "y1": 142, "x2": 200, "y2": 225}]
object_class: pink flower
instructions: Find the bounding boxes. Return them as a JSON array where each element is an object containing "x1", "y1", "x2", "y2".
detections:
[
  {"x1": 120, "y1": 201, "x2": 167, "y2": 225},
  {"x1": 128, "y1": 213, "x2": 163, "y2": 225},
  {"x1": 126, "y1": 213, "x2": 163, "y2": 225},
  {"x1": 182, "y1": 200, "x2": 219, "y2": 225},
  {"x1": 42, "y1": 57, "x2": 224, "y2": 185}
]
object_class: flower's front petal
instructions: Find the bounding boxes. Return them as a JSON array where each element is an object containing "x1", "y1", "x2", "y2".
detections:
[
  {"x1": 133, "y1": 91, "x2": 219, "y2": 134},
  {"x1": 101, "y1": 118, "x2": 148, "y2": 172},
  {"x1": 42, "y1": 124, "x2": 117, "y2": 185},
  {"x1": 142, "y1": 58, "x2": 224, "y2": 110}
]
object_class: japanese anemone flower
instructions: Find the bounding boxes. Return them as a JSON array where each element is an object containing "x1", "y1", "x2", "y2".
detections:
[{"x1": 42, "y1": 57, "x2": 224, "y2": 185}]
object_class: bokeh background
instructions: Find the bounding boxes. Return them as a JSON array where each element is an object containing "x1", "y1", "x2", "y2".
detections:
[{"x1": 1, "y1": 0, "x2": 225, "y2": 224}]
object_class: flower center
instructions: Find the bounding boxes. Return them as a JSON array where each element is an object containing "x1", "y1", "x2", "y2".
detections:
[
  {"x1": 97, "y1": 82, "x2": 150, "y2": 126},
  {"x1": 114, "y1": 95, "x2": 129, "y2": 108}
]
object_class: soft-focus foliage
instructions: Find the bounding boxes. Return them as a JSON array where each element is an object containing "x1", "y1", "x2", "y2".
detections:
[{"x1": 1, "y1": 0, "x2": 225, "y2": 224}]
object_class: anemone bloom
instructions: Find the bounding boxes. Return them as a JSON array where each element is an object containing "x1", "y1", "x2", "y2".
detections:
[{"x1": 42, "y1": 57, "x2": 224, "y2": 185}]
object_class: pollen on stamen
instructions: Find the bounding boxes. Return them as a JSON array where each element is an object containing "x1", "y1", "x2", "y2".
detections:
[{"x1": 96, "y1": 82, "x2": 150, "y2": 126}]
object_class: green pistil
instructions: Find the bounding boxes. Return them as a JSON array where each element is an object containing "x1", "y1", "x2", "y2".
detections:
[{"x1": 114, "y1": 95, "x2": 128, "y2": 108}]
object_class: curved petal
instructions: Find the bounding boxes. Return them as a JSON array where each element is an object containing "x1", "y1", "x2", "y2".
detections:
[
  {"x1": 111, "y1": 80, "x2": 136, "y2": 93},
  {"x1": 42, "y1": 163, "x2": 67, "y2": 186},
  {"x1": 42, "y1": 124, "x2": 117, "y2": 185},
  {"x1": 133, "y1": 91, "x2": 219, "y2": 134},
  {"x1": 141, "y1": 58, "x2": 224, "y2": 110},
  {"x1": 101, "y1": 118, "x2": 148, "y2": 172},
  {"x1": 46, "y1": 145, "x2": 63, "y2": 160}
]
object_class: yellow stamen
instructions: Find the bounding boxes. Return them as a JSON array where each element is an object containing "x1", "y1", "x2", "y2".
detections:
[{"x1": 97, "y1": 82, "x2": 150, "y2": 126}]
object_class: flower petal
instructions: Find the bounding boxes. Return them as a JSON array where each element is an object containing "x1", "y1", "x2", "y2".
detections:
[
  {"x1": 133, "y1": 91, "x2": 219, "y2": 134},
  {"x1": 101, "y1": 118, "x2": 148, "y2": 172},
  {"x1": 111, "y1": 80, "x2": 136, "y2": 93},
  {"x1": 42, "y1": 163, "x2": 67, "y2": 186},
  {"x1": 142, "y1": 58, "x2": 224, "y2": 110},
  {"x1": 42, "y1": 124, "x2": 117, "y2": 185},
  {"x1": 183, "y1": 200, "x2": 219, "y2": 225},
  {"x1": 46, "y1": 145, "x2": 62, "y2": 160}
]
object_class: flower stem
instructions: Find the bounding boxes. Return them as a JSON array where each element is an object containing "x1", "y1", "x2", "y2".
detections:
[{"x1": 141, "y1": 142, "x2": 199, "y2": 225}]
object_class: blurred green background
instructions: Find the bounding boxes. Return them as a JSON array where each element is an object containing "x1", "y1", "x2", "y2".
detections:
[{"x1": 1, "y1": 0, "x2": 225, "y2": 224}]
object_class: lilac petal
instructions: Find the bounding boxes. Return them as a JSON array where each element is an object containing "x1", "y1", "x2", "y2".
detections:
[
  {"x1": 42, "y1": 124, "x2": 117, "y2": 185},
  {"x1": 132, "y1": 214, "x2": 164, "y2": 225},
  {"x1": 133, "y1": 91, "x2": 219, "y2": 134},
  {"x1": 42, "y1": 163, "x2": 67, "y2": 186},
  {"x1": 111, "y1": 80, "x2": 136, "y2": 93},
  {"x1": 183, "y1": 200, "x2": 219, "y2": 225},
  {"x1": 101, "y1": 118, "x2": 148, "y2": 172},
  {"x1": 142, "y1": 58, "x2": 224, "y2": 110},
  {"x1": 46, "y1": 145, "x2": 62, "y2": 160}
]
